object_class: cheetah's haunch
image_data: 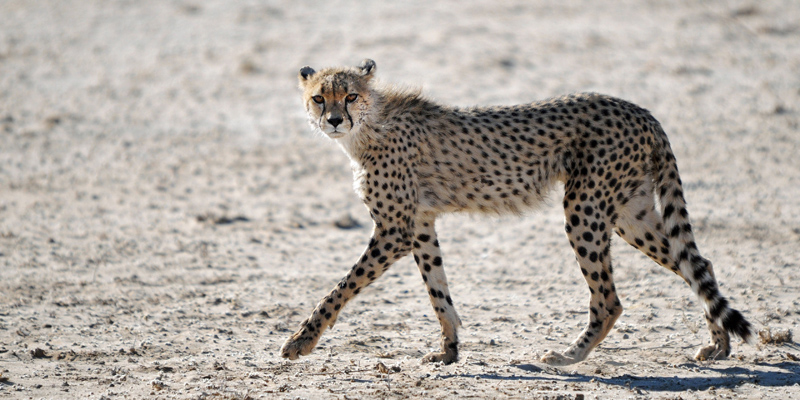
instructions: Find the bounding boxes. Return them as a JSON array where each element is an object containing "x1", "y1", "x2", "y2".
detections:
[{"x1": 281, "y1": 59, "x2": 752, "y2": 366}]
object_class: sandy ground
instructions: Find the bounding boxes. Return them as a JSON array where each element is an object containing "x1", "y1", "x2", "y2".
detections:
[{"x1": 2, "y1": 1, "x2": 800, "y2": 399}]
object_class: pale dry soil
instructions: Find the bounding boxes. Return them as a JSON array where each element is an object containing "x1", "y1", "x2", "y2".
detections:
[{"x1": 1, "y1": 1, "x2": 800, "y2": 399}]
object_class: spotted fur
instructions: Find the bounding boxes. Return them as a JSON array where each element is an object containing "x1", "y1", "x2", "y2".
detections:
[{"x1": 280, "y1": 59, "x2": 752, "y2": 365}]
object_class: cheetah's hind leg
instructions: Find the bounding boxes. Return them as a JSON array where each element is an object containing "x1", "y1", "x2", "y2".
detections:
[
  {"x1": 615, "y1": 175, "x2": 748, "y2": 360},
  {"x1": 541, "y1": 185, "x2": 622, "y2": 366}
]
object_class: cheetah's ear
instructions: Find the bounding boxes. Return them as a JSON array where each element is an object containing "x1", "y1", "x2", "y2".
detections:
[
  {"x1": 358, "y1": 59, "x2": 376, "y2": 79},
  {"x1": 298, "y1": 66, "x2": 316, "y2": 86}
]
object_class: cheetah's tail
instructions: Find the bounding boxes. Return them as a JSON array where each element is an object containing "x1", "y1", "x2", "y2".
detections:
[{"x1": 652, "y1": 125, "x2": 753, "y2": 344}]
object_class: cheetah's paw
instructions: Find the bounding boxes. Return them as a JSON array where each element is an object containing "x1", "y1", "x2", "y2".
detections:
[
  {"x1": 280, "y1": 331, "x2": 319, "y2": 360},
  {"x1": 540, "y1": 350, "x2": 581, "y2": 366},
  {"x1": 422, "y1": 350, "x2": 458, "y2": 365},
  {"x1": 694, "y1": 343, "x2": 729, "y2": 361}
]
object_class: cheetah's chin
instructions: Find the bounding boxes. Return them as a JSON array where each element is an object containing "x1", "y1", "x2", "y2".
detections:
[{"x1": 326, "y1": 131, "x2": 346, "y2": 139}]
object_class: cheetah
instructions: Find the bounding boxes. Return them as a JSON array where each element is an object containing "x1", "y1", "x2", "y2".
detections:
[{"x1": 280, "y1": 59, "x2": 752, "y2": 366}]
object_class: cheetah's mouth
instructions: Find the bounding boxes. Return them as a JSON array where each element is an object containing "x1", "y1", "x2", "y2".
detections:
[
  {"x1": 327, "y1": 131, "x2": 345, "y2": 139},
  {"x1": 321, "y1": 125, "x2": 346, "y2": 139}
]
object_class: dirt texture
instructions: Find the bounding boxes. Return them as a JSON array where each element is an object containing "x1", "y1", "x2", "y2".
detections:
[{"x1": 1, "y1": 1, "x2": 799, "y2": 399}]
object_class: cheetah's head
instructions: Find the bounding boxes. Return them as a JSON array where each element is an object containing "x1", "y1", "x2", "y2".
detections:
[{"x1": 298, "y1": 59, "x2": 377, "y2": 140}]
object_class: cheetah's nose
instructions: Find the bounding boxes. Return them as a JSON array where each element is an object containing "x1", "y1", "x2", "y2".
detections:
[{"x1": 327, "y1": 116, "x2": 343, "y2": 128}]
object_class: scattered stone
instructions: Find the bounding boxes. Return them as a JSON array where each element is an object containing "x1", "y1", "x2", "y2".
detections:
[
  {"x1": 376, "y1": 361, "x2": 389, "y2": 374},
  {"x1": 180, "y1": 3, "x2": 201, "y2": 15},
  {"x1": 196, "y1": 213, "x2": 250, "y2": 225},
  {"x1": 44, "y1": 115, "x2": 62, "y2": 129},
  {"x1": 333, "y1": 214, "x2": 361, "y2": 230},
  {"x1": 240, "y1": 59, "x2": 261, "y2": 75},
  {"x1": 31, "y1": 348, "x2": 48, "y2": 359},
  {"x1": 150, "y1": 379, "x2": 166, "y2": 390},
  {"x1": 731, "y1": 5, "x2": 759, "y2": 17}
]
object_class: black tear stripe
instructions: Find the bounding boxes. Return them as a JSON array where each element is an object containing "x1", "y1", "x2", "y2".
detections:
[
  {"x1": 319, "y1": 102, "x2": 326, "y2": 128},
  {"x1": 344, "y1": 104, "x2": 354, "y2": 128}
]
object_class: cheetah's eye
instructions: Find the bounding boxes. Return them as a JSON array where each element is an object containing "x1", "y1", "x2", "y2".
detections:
[
  {"x1": 345, "y1": 93, "x2": 358, "y2": 103},
  {"x1": 312, "y1": 95, "x2": 324, "y2": 104}
]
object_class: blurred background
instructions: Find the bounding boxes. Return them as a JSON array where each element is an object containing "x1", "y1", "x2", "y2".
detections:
[{"x1": 2, "y1": 0, "x2": 797, "y2": 145}]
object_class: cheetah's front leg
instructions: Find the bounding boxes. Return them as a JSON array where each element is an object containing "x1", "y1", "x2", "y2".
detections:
[
  {"x1": 280, "y1": 229, "x2": 412, "y2": 360},
  {"x1": 412, "y1": 213, "x2": 461, "y2": 364}
]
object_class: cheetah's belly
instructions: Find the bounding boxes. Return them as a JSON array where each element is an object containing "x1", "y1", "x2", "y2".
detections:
[{"x1": 417, "y1": 171, "x2": 549, "y2": 215}]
